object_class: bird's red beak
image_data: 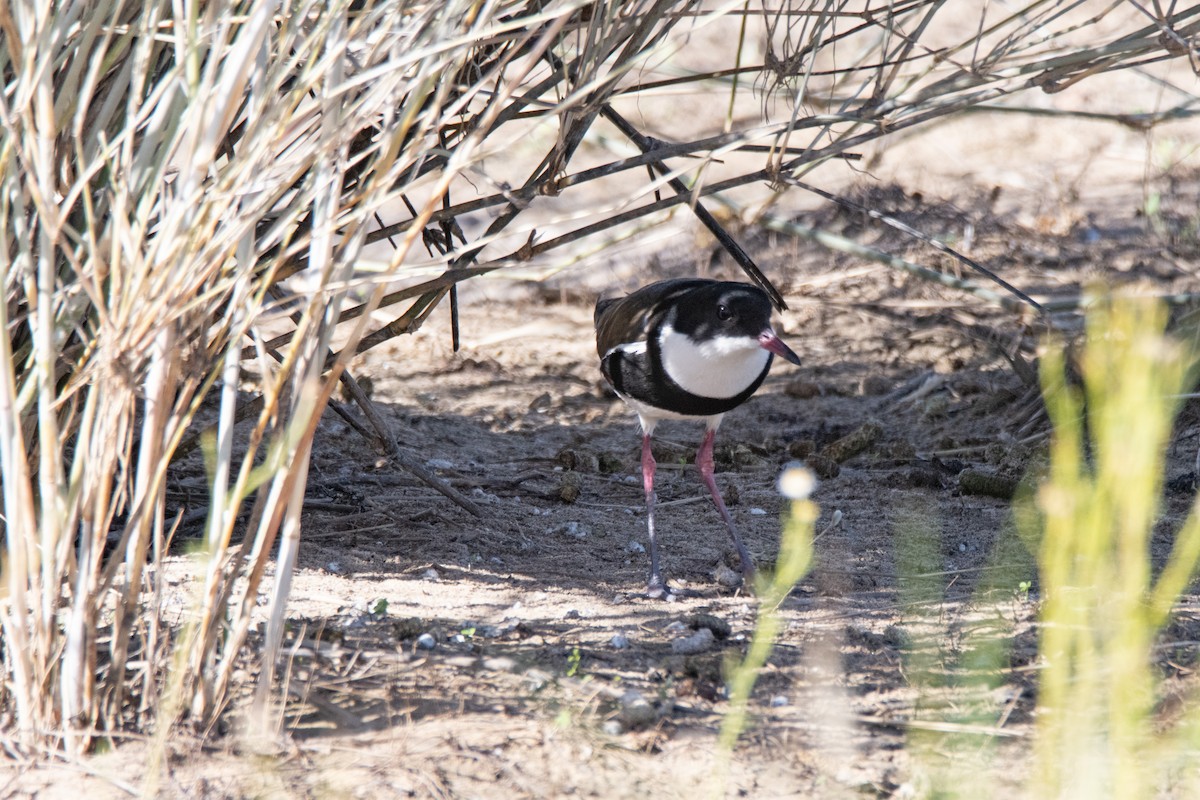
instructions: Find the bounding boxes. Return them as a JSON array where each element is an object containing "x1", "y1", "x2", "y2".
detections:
[{"x1": 758, "y1": 330, "x2": 801, "y2": 366}]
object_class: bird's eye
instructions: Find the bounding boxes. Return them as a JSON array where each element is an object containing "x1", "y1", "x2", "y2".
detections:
[{"x1": 716, "y1": 305, "x2": 732, "y2": 321}]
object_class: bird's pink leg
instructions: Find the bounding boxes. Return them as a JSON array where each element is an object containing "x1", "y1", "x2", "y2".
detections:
[
  {"x1": 697, "y1": 428, "x2": 755, "y2": 586},
  {"x1": 641, "y1": 433, "x2": 668, "y2": 598}
]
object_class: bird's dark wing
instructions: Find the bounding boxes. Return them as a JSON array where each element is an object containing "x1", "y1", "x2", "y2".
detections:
[{"x1": 593, "y1": 278, "x2": 712, "y2": 358}]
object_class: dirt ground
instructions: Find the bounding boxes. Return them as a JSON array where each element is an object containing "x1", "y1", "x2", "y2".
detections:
[{"x1": 8, "y1": 57, "x2": 1200, "y2": 800}]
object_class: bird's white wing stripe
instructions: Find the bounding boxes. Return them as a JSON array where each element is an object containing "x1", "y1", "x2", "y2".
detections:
[{"x1": 604, "y1": 340, "x2": 648, "y2": 359}]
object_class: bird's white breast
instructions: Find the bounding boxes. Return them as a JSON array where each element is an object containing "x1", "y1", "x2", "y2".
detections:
[{"x1": 658, "y1": 323, "x2": 769, "y2": 399}]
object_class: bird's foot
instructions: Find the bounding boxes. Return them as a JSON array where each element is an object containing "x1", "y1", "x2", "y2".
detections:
[
  {"x1": 646, "y1": 575, "x2": 674, "y2": 600},
  {"x1": 739, "y1": 567, "x2": 758, "y2": 596},
  {"x1": 740, "y1": 559, "x2": 758, "y2": 592}
]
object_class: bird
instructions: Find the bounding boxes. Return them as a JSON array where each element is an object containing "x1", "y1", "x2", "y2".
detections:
[{"x1": 595, "y1": 278, "x2": 802, "y2": 598}]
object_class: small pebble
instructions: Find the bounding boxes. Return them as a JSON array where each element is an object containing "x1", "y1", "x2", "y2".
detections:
[
  {"x1": 749, "y1": 507, "x2": 766, "y2": 516},
  {"x1": 421, "y1": 568, "x2": 440, "y2": 581},
  {"x1": 610, "y1": 634, "x2": 630, "y2": 650},
  {"x1": 416, "y1": 633, "x2": 437, "y2": 650},
  {"x1": 770, "y1": 695, "x2": 789, "y2": 707},
  {"x1": 601, "y1": 720, "x2": 623, "y2": 736},
  {"x1": 553, "y1": 521, "x2": 589, "y2": 539},
  {"x1": 625, "y1": 540, "x2": 646, "y2": 554},
  {"x1": 671, "y1": 627, "x2": 715, "y2": 655},
  {"x1": 687, "y1": 613, "x2": 732, "y2": 640},
  {"x1": 326, "y1": 561, "x2": 344, "y2": 574},
  {"x1": 426, "y1": 458, "x2": 455, "y2": 470},
  {"x1": 712, "y1": 563, "x2": 743, "y2": 588},
  {"x1": 524, "y1": 669, "x2": 551, "y2": 691},
  {"x1": 618, "y1": 690, "x2": 656, "y2": 728}
]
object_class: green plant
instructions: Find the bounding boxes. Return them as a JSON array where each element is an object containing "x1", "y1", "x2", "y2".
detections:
[
  {"x1": 1017, "y1": 580, "x2": 1032, "y2": 603},
  {"x1": 1033, "y1": 292, "x2": 1200, "y2": 798},
  {"x1": 566, "y1": 647, "x2": 583, "y2": 678},
  {"x1": 714, "y1": 464, "x2": 816, "y2": 790}
]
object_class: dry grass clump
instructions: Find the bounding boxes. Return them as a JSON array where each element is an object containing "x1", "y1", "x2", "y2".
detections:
[{"x1": 1, "y1": 0, "x2": 1197, "y2": 755}]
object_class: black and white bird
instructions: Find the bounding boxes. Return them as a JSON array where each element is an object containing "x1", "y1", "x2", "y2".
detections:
[{"x1": 595, "y1": 278, "x2": 802, "y2": 597}]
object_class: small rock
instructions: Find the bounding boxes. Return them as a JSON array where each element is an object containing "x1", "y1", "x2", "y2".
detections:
[
  {"x1": 687, "y1": 613, "x2": 732, "y2": 640},
  {"x1": 601, "y1": 719, "x2": 623, "y2": 735},
  {"x1": 482, "y1": 656, "x2": 517, "y2": 672},
  {"x1": 749, "y1": 507, "x2": 766, "y2": 516},
  {"x1": 552, "y1": 521, "x2": 589, "y2": 539},
  {"x1": 610, "y1": 634, "x2": 630, "y2": 650},
  {"x1": 770, "y1": 695, "x2": 789, "y2": 707},
  {"x1": 712, "y1": 563, "x2": 743, "y2": 589},
  {"x1": 618, "y1": 690, "x2": 657, "y2": 728},
  {"x1": 425, "y1": 458, "x2": 455, "y2": 471},
  {"x1": 416, "y1": 633, "x2": 437, "y2": 650},
  {"x1": 421, "y1": 568, "x2": 440, "y2": 581},
  {"x1": 524, "y1": 669, "x2": 551, "y2": 691},
  {"x1": 326, "y1": 561, "x2": 344, "y2": 574},
  {"x1": 625, "y1": 540, "x2": 646, "y2": 554},
  {"x1": 671, "y1": 627, "x2": 715, "y2": 655}
]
